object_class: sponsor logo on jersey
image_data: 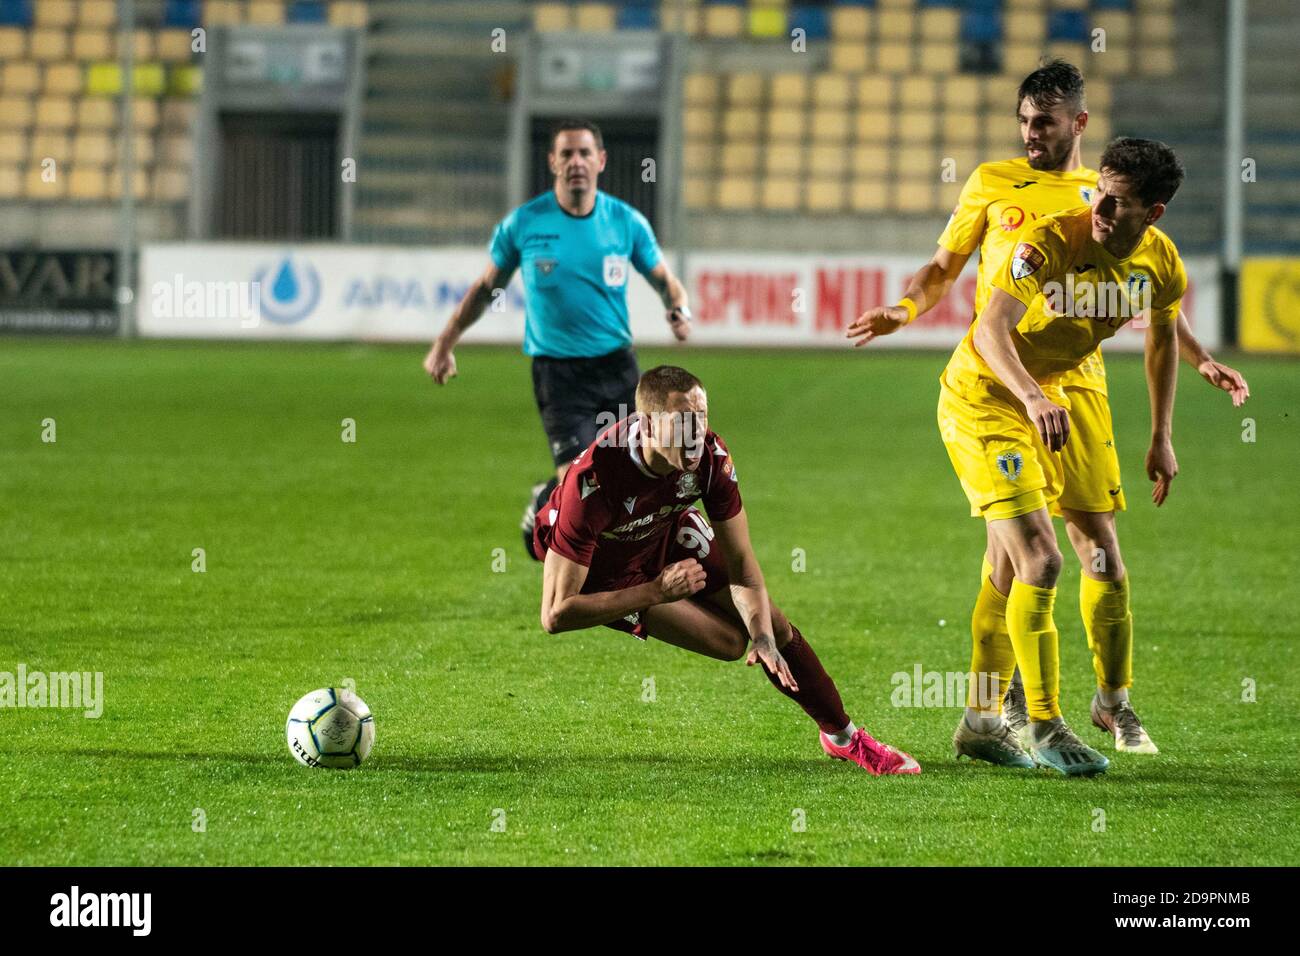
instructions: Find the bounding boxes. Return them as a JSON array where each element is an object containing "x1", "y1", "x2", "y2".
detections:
[
  {"x1": 603, "y1": 254, "x2": 629, "y2": 287},
  {"x1": 1012, "y1": 180, "x2": 1036, "y2": 189},
  {"x1": 999, "y1": 205, "x2": 1027, "y2": 233},
  {"x1": 536, "y1": 258, "x2": 557, "y2": 276},
  {"x1": 1080, "y1": 186, "x2": 1094, "y2": 203},
  {"x1": 1010, "y1": 243, "x2": 1046, "y2": 280},
  {"x1": 996, "y1": 451, "x2": 1024, "y2": 481}
]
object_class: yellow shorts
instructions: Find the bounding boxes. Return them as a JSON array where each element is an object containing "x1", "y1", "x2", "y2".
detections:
[{"x1": 1058, "y1": 386, "x2": 1126, "y2": 514}]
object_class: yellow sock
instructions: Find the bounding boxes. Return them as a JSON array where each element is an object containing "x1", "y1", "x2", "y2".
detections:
[
  {"x1": 968, "y1": 560, "x2": 1015, "y2": 712},
  {"x1": 1006, "y1": 581, "x2": 1061, "y2": 721},
  {"x1": 1081, "y1": 573, "x2": 1133, "y2": 692}
]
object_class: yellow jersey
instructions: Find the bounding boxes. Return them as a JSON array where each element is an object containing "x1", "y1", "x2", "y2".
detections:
[
  {"x1": 942, "y1": 205, "x2": 1187, "y2": 390},
  {"x1": 937, "y1": 157, "x2": 1108, "y2": 392}
]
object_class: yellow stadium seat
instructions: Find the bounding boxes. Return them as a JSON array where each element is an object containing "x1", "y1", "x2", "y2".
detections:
[
  {"x1": 0, "y1": 27, "x2": 26, "y2": 58},
  {"x1": 108, "y1": 166, "x2": 151, "y2": 200},
  {"x1": 944, "y1": 76, "x2": 980, "y2": 109},
  {"x1": 853, "y1": 109, "x2": 894, "y2": 142},
  {"x1": 328, "y1": 2, "x2": 369, "y2": 29},
  {"x1": 1002, "y1": 43, "x2": 1043, "y2": 76},
  {"x1": 1047, "y1": 42, "x2": 1086, "y2": 65},
  {"x1": 1006, "y1": 0, "x2": 1045, "y2": 8},
  {"x1": 723, "y1": 108, "x2": 760, "y2": 140},
  {"x1": 717, "y1": 177, "x2": 757, "y2": 210},
  {"x1": 877, "y1": 42, "x2": 912, "y2": 73},
  {"x1": 851, "y1": 145, "x2": 889, "y2": 175},
  {"x1": 856, "y1": 75, "x2": 893, "y2": 108},
  {"x1": 809, "y1": 143, "x2": 847, "y2": 177},
  {"x1": 683, "y1": 176, "x2": 712, "y2": 210},
  {"x1": 35, "y1": 96, "x2": 75, "y2": 130},
  {"x1": 806, "y1": 179, "x2": 846, "y2": 213},
  {"x1": 248, "y1": 2, "x2": 286, "y2": 26},
  {"x1": 36, "y1": 1, "x2": 76, "y2": 27},
  {"x1": 830, "y1": 7, "x2": 870, "y2": 41},
  {"x1": 1138, "y1": 46, "x2": 1175, "y2": 76},
  {"x1": 761, "y1": 176, "x2": 800, "y2": 211},
  {"x1": 0, "y1": 163, "x2": 21, "y2": 198},
  {"x1": 899, "y1": 112, "x2": 936, "y2": 144},
  {"x1": 131, "y1": 98, "x2": 160, "y2": 130},
  {"x1": 727, "y1": 73, "x2": 764, "y2": 107},
  {"x1": 812, "y1": 73, "x2": 851, "y2": 109},
  {"x1": 120, "y1": 30, "x2": 155, "y2": 60},
  {"x1": 31, "y1": 29, "x2": 69, "y2": 61},
  {"x1": 1138, "y1": 0, "x2": 1174, "y2": 10},
  {"x1": 26, "y1": 163, "x2": 68, "y2": 198},
  {"x1": 942, "y1": 111, "x2": 981, "y2": 146},
  {"x1": 721, "y1": 142, "x2": 760, "y2": 174},
  {"x1": 899, "y1": 76, "x2": 937, "y2": 108},
  {"x1": 704, "y1": 4, "x2": 743, "y2": 38},
  {"x1": 920, "y1": 42, "x2": 959, "y2": 74},
  {"x1": 983, "y1": 75, "x2": 1022, "y2": 111},
  {"x1": 770, "y1": 73, "x2": 808, "y2": 107},
  {"x1": 76, "y1": 97, "x2": 115, "y2": 130},
  {"x1": 0, "y1": 130, "x2": 23, "y2": 162},
  {"x1": 69, "y1": 165, "x2": 108, "y2": 199},
  {"x1": 1006, "y1": 12, "x2": 1045, "y2": 43},
  {"x1": 898, "y1": 145, "x2": 937, "y2": 175},
  {"x1": 810, "y1": 108, "x2": 850, "y2": 143},
  {"x1": 851, "y1": 180, "x2": 887, "y2": 212},
  {"x1": 684, "y1": 73, "x2": 719, "y2": 106},
  {"x1": 945, "y1": 147, "x2": 980, "y2": 179},
  {"x1": 44, "y1": 63, "x2": 82, "y2": 95},
  {"x1": 765, "y1": 143, "x2": 802, "y2": 175},
  {"x1": 0, "y1": 96, "x2": 34, "y2": 128},
  {"x1": 169, "y1": 65, "x2": 201, "y2": 97},
  {"x1": 921, "y1": 9, "x2": 959, "y2": 42},
  {"x1": 683, "y1": 142, "x2": 713, "y2": 172},
  {"x1": 1088, "y1": 80, "x2": 1112, "y2": 110},
  {"x1": 204, "y1": 1, "x2": 244, "y2": 25},
  {"x1": 878, "y1": 0, "x2": 916, "y2": 6},
  {"x1": 86, "y1": 63, "x2": 120, "y2": 96},
  {"x1": 878, "y1": 10, "x2": 912, "y2": 41},
  {"x1": 157, "y1": 29, "x2": 194, "y2": 62},
  {"x1": 2, "y1": 62, "x2": 41, "y2": 95},
  {"x1": 1095, "y1": 45, "x2": 1132, "y2": 78},
  {"x1": 73, "y1": 131, "x2": 113, "y2": 164},
  {"x1": 749, "y1": 5, "x2": 785, "y2": 39},
  {"x1": 131, "y1": 64, "x2": 167, "y2": 97},
  {"x1": 79, "y1": 1, "x2": 116, "y2": 27},
  {"x1": 683, "y1": 107, "x2": 716, "y2": 138},
  {"x1": 73, "y1": 29, "x2": 112, "y2": 61},
  {"x1": 830, "y1": 42, "x2": 870, "y2": 73},
  {"x1": 767, "y1": 108, "x2": 805, "y2": 140},
  {"x1": 660, "y1": 4, "x2": 700, "y2": 35},
  {"x1": 161, "y1": 98, "x2": 197, "y2": 131},
  {"x1": 533, "y1": 2, "x2": 571, "y2": 32},
  {"x1": 1140, "y1": 13, "x2": 1174, "y2": 42},
  {"x1": 1054, "y1": 0, "x2": 1086, "y2": 9},
  {"x1": 894, "y1": 179, "x2": 934, "y2": 213},
  {"x1": 1087, "y1": 114, "x2": 1111, "y2": 143},
  {"x1": 575, "y1": 3, "x2": 615, "y2": 33}
]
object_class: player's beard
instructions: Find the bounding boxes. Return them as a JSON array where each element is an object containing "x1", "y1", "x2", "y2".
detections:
[{"x1": 1026, "y1": 137, "x2": 1071, "y2": 172}]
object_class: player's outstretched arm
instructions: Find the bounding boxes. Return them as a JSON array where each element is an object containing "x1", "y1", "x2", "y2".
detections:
[
  {"x1": 1144, "y1": 319, "x2": 1179, "y2": 507},
  {"x1": 847, "y1": 246, "x2": 970, "y2": 346},
  {"x1": 539, "y1": 549, "x2": 704, "y2": 634},
  {"x1": 645, "y1": 262, "x2": 692, "y2": 342},
  {"x1": 1176, "y1": 311, "x2": 1250, "y2": 407},
  {"x1": 712, "y1": 510, "x2": 797, "y2": 691},
  {"x1": 422, "y1": 260, "x2": 517, "y2": 384},
  {"x1": 973, "y1": 289, "x2": 1071, "y2": 452}
]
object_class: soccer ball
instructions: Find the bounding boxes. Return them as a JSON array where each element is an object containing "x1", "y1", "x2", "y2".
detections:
[{"x1": 286, "y1": 687, "x2": 375, "y2": 769}]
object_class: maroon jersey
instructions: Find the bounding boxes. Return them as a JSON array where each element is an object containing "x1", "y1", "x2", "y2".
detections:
[{"x1": 535, "y1": 414, "x2": 743, "y2": 591}]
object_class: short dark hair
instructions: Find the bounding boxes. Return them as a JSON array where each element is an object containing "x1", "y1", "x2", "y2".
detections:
[
  {"x1": 637, "y1": 365, "x2": 703, "y2": 413},
  {"x1": 1099, "y1": 137, "x2": 1185, "y2": 206},
  {"x1": 549, "y1": 119, "x2": 604, "y2": 152},
  {"x1": 1017, "y1": 58, "x2": 1086, "y2": 115}
]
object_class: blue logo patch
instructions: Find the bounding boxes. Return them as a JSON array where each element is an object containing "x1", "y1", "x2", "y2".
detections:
[
  {"x1": 996, "y1": 451, "x2": 1024, "y2": 481},
  {"x1": 1080, "y1": 186, "x2": 1094, "y2": 204},
  {"x1": 253, "y1": 255, "x2": 322, "y2": 324}
]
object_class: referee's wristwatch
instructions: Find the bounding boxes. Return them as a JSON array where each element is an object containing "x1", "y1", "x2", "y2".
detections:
[{"x1": 669, "y1": 305, "x2": 693, "y2": 324}]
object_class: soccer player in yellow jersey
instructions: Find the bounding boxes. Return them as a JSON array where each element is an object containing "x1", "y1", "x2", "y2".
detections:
[{"x1": 847, "y1": 62, "x2": 1248, "y2": 769}]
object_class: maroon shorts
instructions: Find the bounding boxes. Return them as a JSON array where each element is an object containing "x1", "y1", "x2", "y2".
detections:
[{"x1": 595, "y1": 508, "x2": 730, "y2": 639}]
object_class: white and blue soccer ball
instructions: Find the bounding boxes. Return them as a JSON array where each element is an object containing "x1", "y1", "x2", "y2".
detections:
[{"x1": 286, "y1": 687, "x2": 375, "y2": 769}]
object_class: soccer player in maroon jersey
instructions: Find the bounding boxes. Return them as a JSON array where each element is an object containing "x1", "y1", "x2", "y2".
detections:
[{"x1": 535, "y1": 365, "x2": 920, "y2": 776}]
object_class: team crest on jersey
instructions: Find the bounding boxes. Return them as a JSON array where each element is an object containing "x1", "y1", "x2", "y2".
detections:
[
  {"x1": 1126, "y1": 271, "x2": 1151, "y2": 308},
  {"x1": 603, "y1": 254, "x2": 629, "y2": 287},
  {"x1": 996, "y1": 451, "x2": 1024, "y2": 481},
  {"x1": 675, "y1": 471, "x2": 701, "y2": 499},
  {"x1": 537, "y1": 258, "x2": 557, "y2": 276},
  {"x1": 1079, "y1": 186, "x2": 1094, "y2": 203},
  {"x1": 723, "y1": 459, "x2": 737, "y2": 483},
  {"x1": 1010, "y1": 243, "x2": 1045, "y2": 280}
]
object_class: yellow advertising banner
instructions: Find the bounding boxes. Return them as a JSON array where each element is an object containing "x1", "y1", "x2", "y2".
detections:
[{"x1": 1241, "y1": 258, "x2": 1300, "y2": 353}]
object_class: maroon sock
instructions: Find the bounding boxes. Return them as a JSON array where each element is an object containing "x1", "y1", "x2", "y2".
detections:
[{"x1": 760, "y1": 625, "x2": 850, "y2": 735}]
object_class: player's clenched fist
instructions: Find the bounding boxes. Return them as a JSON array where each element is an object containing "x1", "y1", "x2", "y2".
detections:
[
  {"x1": 655, "y1": 559, "x2": 707, "y2": 602},
  {"x1": 846, "y1": 305, "x2": 910, "y2": 347},
  {"x1": 1025, "y1": 395, "x2": 1071, "y2": 452},
  {"x1": 423, "y1": 342, "x2": 457, "y2": 384}
]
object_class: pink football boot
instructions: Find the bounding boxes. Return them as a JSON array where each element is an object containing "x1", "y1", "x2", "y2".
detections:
[{"x1": 820, "y1": 728, "x2": 921, "y2": 776}]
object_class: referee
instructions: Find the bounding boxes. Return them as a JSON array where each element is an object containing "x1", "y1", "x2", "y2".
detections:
[{"x1": 423, "y1": 119, "x2": 691, "y2": 550}]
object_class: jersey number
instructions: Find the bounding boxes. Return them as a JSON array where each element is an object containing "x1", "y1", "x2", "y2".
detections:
[{"x1": 675, "y1": 511, "x2": 714, "y2": 559}]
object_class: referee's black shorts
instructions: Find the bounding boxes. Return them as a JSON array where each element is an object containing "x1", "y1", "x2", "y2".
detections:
[{"x1": 531, "y1": 347, "x2": 640, "y2": 467}]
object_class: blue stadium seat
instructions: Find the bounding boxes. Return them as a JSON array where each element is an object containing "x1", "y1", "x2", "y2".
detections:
[
  {"x1": 961, "y1": 10, "x2": 1001, "y2": 42},
  {"x1": 918, "y1": 0, "x2": 962, "y2": 8},
  {"x1": 832, "y1": 0, "x2": 876, "y2": 8},
  {"x1": 617, "y1": 2, "x2": 657, "y2": 31},
  {"x1": 789, "y1": 6, "x2": 830, "y2": 41},
  {"x1": 288, "y1": 1, "x2": 327, "y2": 24},
  {"x1": 1048, "y1": 10, "x2": 1089, "y2": 42},
  {"x1": 0, "y1": 0, "x2": 32, "y2": 27},
  {"x1": 961, "y1": 0, "x2": 1002, "y2": 14},
  {"x1": 1092, "y1": 0, "x2": 1133, "y2": 10},
  {"x1": 162, "y1": 0, "x2": 201, "y2": 28}
]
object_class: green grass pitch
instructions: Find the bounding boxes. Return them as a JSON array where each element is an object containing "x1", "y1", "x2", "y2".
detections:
[{"x1": 1, "y1": 339, "x2": 1296, "y2": 866}]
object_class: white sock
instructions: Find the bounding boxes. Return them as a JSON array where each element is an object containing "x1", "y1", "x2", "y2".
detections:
[
  {"x1": 827, "y1": 721, "x2": 856, "y2": 747},
  {"x1": 964, "y1": 708, "x2": 1001, "y2": 733},
  {"x1": 1098, "y1": 686, "x2": 1129, "y2": 707}
]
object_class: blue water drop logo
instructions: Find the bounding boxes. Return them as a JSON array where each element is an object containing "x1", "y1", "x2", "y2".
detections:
[
  {"x1": 273, "y1": 258, "x2": 299, "y2": 303},
  {"x1": 253, "y1": 254, "x2": 322, "y2": 325}
]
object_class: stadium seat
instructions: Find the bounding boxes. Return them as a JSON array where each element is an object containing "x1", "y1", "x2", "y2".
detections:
[
  {"x1": 160, "y1": 98, "x2": 196, "y2": 131},
  {"x1": 683, "y1": 107, "x2": 716, "y2": 138},
  {"x1": 749, "y1": 3, "x2": 786, "y2": 39},
  {"x1": 1093, "y1": 0, "x2": 1133, "y2": 9},
  {"x1": 878, "y1": 10, "x2": 911, "y2": 41},
  {"x1": 768, "y1": 107, "x2": 806, "y2": 140},
  {"x1": 850, "y1": 145, "x2": 889, "y2": 176},
  {"x1": 120, "y1": 30, "x2": 157, "y2": 60},
  {"x1": 850, "y1": 179, "x2": 887, "y2": 212},
  {"x1": 76, "y1": 97, "x2": 115, "y2": 130},
  {"x1": 1052, "y1": 0, "x2": 1087, "y2": 9},
  {"x1": 203, "y1": 0, "x2": 244, "y2": 25},
  {"x1": 723, "y1": 108, "x2": 761, "y2": 139},
  {"x1": 765, "y1": 143, "x2": 802, "y2": 175},
  {"x1": 854, "y1": 108, "x2": 894, "y2": 141},
  {"x1": 1047, "y1": 41, "x2": 1086, "y2": 66},
  {"x1": 761, "y1": 176, "x2": 801, "y2": 212},
  {"x1": 0, "y1": 164, "x2": 21, "y2": 197},
  {"x1": 920, "y1": 42, "x2": 959, "y2": 73},
  {"x1": 79, "y1": 1, "x2": 116, "y2": 27},
  {"x1": 35, "y1": 96, "x2": 75, "y2": 130},
  {"x1": 941, "y1": 110, "x2": 980, "y2": 145},
  {"x1": 721, "y1": 141, "x2": 760, "y2": 174},
  {"x1": 132, "y1": 97, "x2": 160, "y2": 130},
  {"x1": 1, "y1": 61, "x2": 40, "y2": 94},
  {"x1": 830, "y1": 6, "x2": 869, "y2": 41},
  {"x1": 1094, "y1": 43, "x2": 1132, "y2": 77},
  {"x1": 575, "y1": 3, "x2": 615, "y2": 32},
  {"x1": 806, "y1": 179, "x2": 846, "y2": 213},
  {"x1": 829, "y1": 43, "x2": 869, "y2": 73},
  {"x1": 659, "y1": 3, "x2": 700, "y2": 35},
  {"x1": 856, "y1": 75, "x2": 893, "y2": 108},
  {"x1": 683, "y1": 176, "x2": 712, "y2": 210},
  {"x1": 248, "y1": 2, "x2": 286, "y2": 25},
  {"x1": 898, "y1": 144, "x2": 937, "y2": 176},
  {"x1": 1048, "y1": 10, "x2": 1088, "y2": 43},
  {"x1": 943, "y1": 75, "x2": 980, "y2": 109},
  {"x1": 327, "y1": 1, "x2": 368, "y2": 28},
  {"x1": 898, "y1": 111, "x2": 937, "y2": 144},
  {"x1": 44, "y1": 63, "x2": 83, "y2": 95},
  {"x1": 1140, "y1": 11, "x2": 1174, "y2": 41},
  {"x1": 894, "y1": 179, "x2": 933, "y2": 213},
  {"x1": 811, "y1": 107, "x2": 850, "y2": 143},
  {"x1": 31, "y1": 28, "x2": 70, "y2": 60},
  {"x1": 717, "y1": 176, "x2": 758, "y2": 210},
  {"x1": 617, "y1": 2, "x2": 656, "y2": 31},
  {"x1": 169, "y1": 64, "x2": 202, "y2": 96},
  {"x1": 770, "y1": 72, "x2": 808, "y2": 108},
  {"x1": 704, "y1": 3, "x2": 743, "y2": 38},
  {"x1": 72, "y1": 29, "x2": 112, "y2": 60},
  {"x1": 69, "y1": 164, "x2": 108, "y2": 199},
  {"x1": 945, "y1": 146, "x2": 980, "y2": 178},
  {"x1": 0, "y1": 25, "x2": 24, "y2": 56},
  {"x1": 0, "y1": 130, "x2": 23, "y2": 161},
  {"x1": 163, "y1": 0, "x2": 202, "y2": 28},
  {"x1": 1138, "y1": 46, "x2": 1175, "y2": 77},
  {"x1": 726, "y1": 72, "x2": 764, "y2": 106},
  {"x1": 35, "y1": 0, "x2": 74, "y2": 27},
  {"x1": 108, "y1": 165, "x2": 151, "y2": 200},
  {"x1": 787, "y1": 5, "x2": 828, "y2": 41},
  {"x1": 287, "y1": 1, "x2": 326, "y2": 24},
  {"x1": 899, "y1": 76, "x2": 937, "y2": 109},
  {"x1": 876, "y1": 42, "x2": 911, "y2": 72},
  {"x1": 0, "y1": 1, "x2": 32, "y2": 28},
  {"x1": 157, "y1": 29, "x2": 195, "y2": 61},
  {"x1": 153, "y1": 166, "x2": 189, "y2": 201},
  {"x1": 73, "y1": 130, "x2": 113, "y2": 164},
  {"x1": 0, "y1": 95, "x2": 33, "y2": 127},
  {"x1": 1093, "y1": 11, "x2": 1131, "y2": 45},
  {"x1": 26, "y1": 163, "x2": 67, "y2": 198},
  {"x1": 962, "y1": 9, "x2": 1002, "y2": 43},
  {"x1": 920, "y1": 8, "x2": 958, "y2": 41},
  {"x1": 808, "y1": 142, "x2": 847, "y2": 176},
  {"x1": 1002, "y1": 43, "x2": 1041, "y2": 76},
  {"x1": 683, "y1": 141, "x2": 713, "y2": 172},
  {"x1": 812, "y1": 73, "x2": 851, "y2": 109}
]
